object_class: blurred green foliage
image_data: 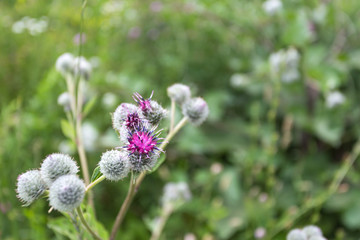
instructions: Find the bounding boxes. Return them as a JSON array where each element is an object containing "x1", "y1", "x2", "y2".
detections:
[{"x1": 1, "y1": 0, "x2": 360, "y2": 239}]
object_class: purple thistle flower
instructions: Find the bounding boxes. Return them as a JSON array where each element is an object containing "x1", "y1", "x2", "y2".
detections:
[
  {"x1": 133, "y1": 91, "x2": 153, "y2": 112},
  {"x1": 125, "y1": 127, "x2": 163, "y2": 172}
]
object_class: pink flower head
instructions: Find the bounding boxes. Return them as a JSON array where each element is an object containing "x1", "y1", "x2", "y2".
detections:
[
  {"x1": 133, "y1": 91, "x2": 154, "y2": 112},
  {"x1": 127, "y1": 128, "x2": 160, "y2": 156}
]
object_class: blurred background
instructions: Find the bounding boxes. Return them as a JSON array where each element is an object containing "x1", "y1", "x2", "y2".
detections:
[{"x1": 1, "y1": 0, "x2": 360, "y2": 239}]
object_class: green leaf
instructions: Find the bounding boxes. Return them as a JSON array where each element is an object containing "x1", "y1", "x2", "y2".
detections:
[
  {"x1": 60, "y1": 119, "x2": 75, "y2": 142},
  {"x1": 83, "y1": 96, "x2": 97, "y2": 118},
  {"x1": 149, "y1": 153, "x2": 166, "y2": 173},
  {"x1": 48, "y1": 216, "x2": 79, "y2": 240},
  {"x1": 90, "y1": 166, "x2": 102, "y2": 183}
]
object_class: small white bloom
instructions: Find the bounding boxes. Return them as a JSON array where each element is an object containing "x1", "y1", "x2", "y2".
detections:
[
  {"x1": 99, "y1": 150, "x2": 130, "y2": 181},
  {"x1": 269, "y1": 47, "x2": 300, "y2": 83},
  {"x1": 286, "y1": 229, "x2": 306, "y2": 240},
  {"x1": 56, "y1": 53, "x2": 75, "y2": 75},
  {"x1": 162, "y1": 182, "x2": 192, "y2": 206},
  {"x1": 57, "y1": 92, "x2": 71, "y2": 111},
  {"x1": 74, "y1": 56, "x2": 92, "y2": 80},
  {"x1": 262, "y1": 0, "x2": 283, "y2": 15},
  {"x1": 82, "y1": 122, "x2": 99, "y2": 151},
  {"x1": 254, "y1": 227, "x2": 266, "y2": 239},
  {"x1": 326, "y1": 91, "x2": 345, "y2": 108},
  {"x1": 230, "y1": 73, "x2": 250, "y2": 88},
  {"x1": 12, "y1": 21, "x2": 26, "y2": 34}
]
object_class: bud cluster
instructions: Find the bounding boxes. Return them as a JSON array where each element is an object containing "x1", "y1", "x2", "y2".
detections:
[
  {"x1": 16, "y1": 153, "x2": 85, "y2": 212},
  {"x1": 55, "y1": 53, "x2": 92, "y2": 80},
  {"x1": 167, "y1": 83, "x2": 209, "y2": 126},
  {"x1": 105, "y1": 91, "x2": 166, "y2": 176},
  {"x1": 287, "y1": 225, "x2": 326, "y2": 240}
]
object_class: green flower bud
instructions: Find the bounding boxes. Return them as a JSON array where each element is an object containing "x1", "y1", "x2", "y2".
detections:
[
  {"x1": 99, "y1": 150, "x2": 130, "y2": 181},
  {"x1": 182, "y1": 97, "x2": 209, "y2": 126},
  {"x1": 167, "y1": 83, "x2": 191, "y2": 105},
  {"x1": 16, "y1": 170, "x2": 47, "y2": 206}
]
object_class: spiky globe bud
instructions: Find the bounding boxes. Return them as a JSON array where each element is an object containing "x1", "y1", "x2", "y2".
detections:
[
  {"x1": 129, "y1": 152, "x2": 159, "y2": 173},
  {"x1": 309, "y1": 236, "x2": 327, "y2": 240},
  {"x1": 16, "y1": 170, "x2": 47, "y2": 206},
  {"x1": 167, "y1": 83, "x2": 191, "y2": 105},
  {"x1": 303, "y1": 225, "x2": 323, "y2": 238},
  {"x1": 182, "y1": 97, "x2": 209, "y2": 126},
  {"x1": 73, "y1": 56, "x2": 92, "y2": 80},
  {"x1": 40, "y1": 153, "x2": 79, "y2": 186},
  {"x1": 133, "y1": 92, "x2": 167, "y2": 126},
  {"x1": 112, "y1": 103, "x2": 139, "y2": 132},
  {"x1": 49, "y1": 175, "x2": 85, "y2": 212},
  {"x1": 162, "y1": 182, "x2": 192, "y2": 206},
  {"x1": 56, "y1": 53, "x2": 75, "y2": 76},
  {"x1": 286, "y1": 229, "x2": 306, "y2": 240},
  {"x1": 99, "y1": 150, "x2": 130, "y2": 181},
  {"x1": 142, "y1": 101, "x2": 167, "y2": 125}
]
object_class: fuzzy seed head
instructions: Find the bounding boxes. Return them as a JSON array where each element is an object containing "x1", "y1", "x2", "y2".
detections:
[
  {"x1": 56, "y1": 53, "x2": 75, "y2": 75},
  {"x1": 40, "y1": 153, "x2": 79, "y2": 186},
  {"x1": 167, "y1": 83, "x2": 191, "y2": 105},
  {"x1": 303, "y1": 225, "x2": 323, "y2": 238},
  {"x1": 99, "y1": 150, "x2": 130, "y2": 181},
  {"x1": 49, "y1": 175, "x2": 85, "y2": 212},
  {"x1": 182, "y1": 97, "x2": 209, "y2": 126},
  {"x1": 112, "y1": 103, "x2": 139, "y2": 132},
  {"x1": 286, "y1": 229, "x2": 307, "y2": 240},
  {"x1": 16, "y1": 170, "x2": 47, "y2": 206},
  {"x1": 73, "y1": 56, "x2": 92, "y2": 80}
]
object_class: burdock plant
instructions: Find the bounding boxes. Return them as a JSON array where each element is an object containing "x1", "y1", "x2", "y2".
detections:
[{"x1": 16, "y1": 52, "x2": 209, "y2": 240}]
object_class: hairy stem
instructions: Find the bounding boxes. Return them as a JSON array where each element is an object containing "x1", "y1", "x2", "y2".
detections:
[
  {"x1": 150, "y1": 204, "x2": 173, "y2": 240},
  {"x1": 76, "y1": 207, "x2": 103, "y2": 240},
  {"x1": 75, "y1": 79, "x2": 94, "y2": 209},
  {"x1": 86, "y1": 175, "x2": 106, "y2": 192},
  {"x1": 109, "y1": 173, "x2": 136, "y2": 240},
  {"x1": 109, "y1": 117, "x2": 188, "y2": 239}
]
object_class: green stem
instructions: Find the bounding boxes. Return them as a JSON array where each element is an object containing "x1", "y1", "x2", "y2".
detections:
[
  {"x1": 76, "y1": 207, "x2": 103, "y2": 240},
  {"x1": 86, "y1": 175, "x2": 106, "y2": 192},
  {"x1": 150, "y1": 204, "x2": 173, "y2": 240},
  {"x1": 170, "y1": 100, "x2": 176, "y2": 132},
  {"x1": 109, "y1": 172, "x2": 136, "y2": 240},
  {"x1": 109, "y1": 117, "x2": 188, "y2": 240}
]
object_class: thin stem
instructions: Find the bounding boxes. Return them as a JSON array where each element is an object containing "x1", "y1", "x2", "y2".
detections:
[
  {"x1": 65, "y1": 74, "x2": 77, "y2": 120},
  {"x1": 75, "y1": 79, "x2": 94, "y2": 209},
  {"x1": 109, "y1": 172, "x2": 136, "y2": 240},
  {"x1": 170, "y1": 100, "x2": 176, "y2": 132},
  {"x1": 109, "y1": 117, "x2": 189, "y2": 239},
  {"x1": 76, "y1": 207, "x2": 103, "y2": 240},
  {"x1": 86, "y1": 175, "x2": 106, "y2": 192},
  {"x1": 150, "y1": 204, "x2": 173, "y2": 240}
]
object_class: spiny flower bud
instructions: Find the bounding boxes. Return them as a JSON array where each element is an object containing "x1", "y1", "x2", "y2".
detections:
[
  {"x1": 303, "y1": 225, "x2": 323, "y2": 238},
  {"x1": 112, "y1": 103, "x2": 139, "y2": 132},
  {"x1": 16, "y1": 170, "x2": 47, "y2": 206},
  {"x1": 286, "y1": 229, "x2": 306, "y2": 240},
  {"x1": 56, "y1": 53, "x2": 75, "y2": 76},
  {"x1": 73, "y1": 56, "x2": 92, "y2": 80},
  {"x1": 99, "y1": 150, "x2": 130, "y2": 181},
  {"x1": 167, "y1": 83, "x2": 191, "y2": 105},
  {"x1": 40, "y1": 153, "x2": 79, "y2": 186},
  {"x1": 182, "y1": 97, "x2": 209, "y2": 126},
  {"x1": 133, "y1": 92, "x2": 167, "y2": 126},
  {"x1": 129, "y1": 152, "x2": 159, "y2": 173},
  {"x1": 49, "y1": 175, "x2": 85, "y2": 212}
]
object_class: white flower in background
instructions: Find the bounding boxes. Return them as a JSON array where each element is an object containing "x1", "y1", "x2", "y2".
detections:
[
  {"x1": 162, "y1": 182, "x2": 192, "y2": 207},
  {"x1": 73, "y1": 56, "x2": 92, "y2": 80},
  {"x1": 262, "y1": 0, "x2": 283, "y2": 15},
  {"x1": 58, "y1": 140, "x2": 74, "y2": 154},
  {"x1": 326, "y1": 91, "x2": 345, "y2": 109},
  {"x1": 254, "y1": 227, "x2": 266, "y2": 239},
  {"x1": 57, "y1": 92, "x2": 71, "y2": 111},
  {"x1": 102, "y1": 92, "x2": 118, "y2": 108},
  {"x1": 82, "y1": 122, "x2": 99, "y2": 151},
  {"x1": 230, "y1": 73, "x2": 250, "y2": 88},
  {"x1": 11, "y1": 16, "x2": 48, "y2": 35},
  {"x1": 101, "y1": 1, "x2": 124, "y2": 15},
  {"x1": 269, "y1": 47, "x2": 300, "y2": 83}
]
